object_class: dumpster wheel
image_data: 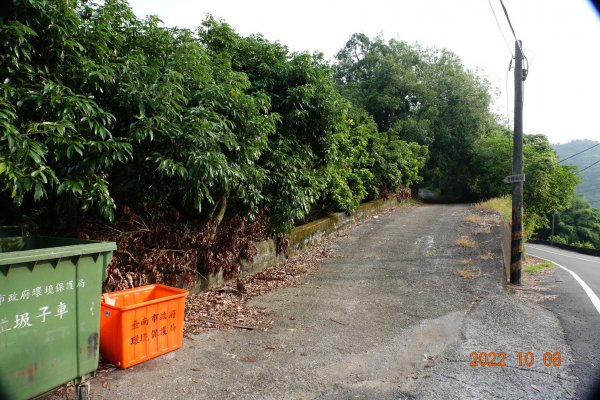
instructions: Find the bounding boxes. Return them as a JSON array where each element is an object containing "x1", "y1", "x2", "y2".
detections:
[{"x1": 76, "y1": 382, "x2": 90, "y2": 400}]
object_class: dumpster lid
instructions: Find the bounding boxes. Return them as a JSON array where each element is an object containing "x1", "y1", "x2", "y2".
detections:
[{"x1": 0, "y1": 236, "x2": 116, "y2": 265}]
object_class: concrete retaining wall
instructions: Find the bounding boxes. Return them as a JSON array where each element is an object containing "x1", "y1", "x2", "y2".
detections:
[
  {"x1": 192, "y1": 197, "x2": 402, "y2": 292},
  {"x1": 287, "y1": 197, "x2": 399, "y2": 255}
]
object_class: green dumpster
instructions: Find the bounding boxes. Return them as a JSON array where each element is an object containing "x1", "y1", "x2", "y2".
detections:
[{"x1": 0, "y1": 235, "x2": 116, "y2": 400}]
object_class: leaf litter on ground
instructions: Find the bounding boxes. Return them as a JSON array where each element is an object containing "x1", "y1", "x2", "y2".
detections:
[{"x1": 182, "y1": 207, "x2": 403, "y2": 334}]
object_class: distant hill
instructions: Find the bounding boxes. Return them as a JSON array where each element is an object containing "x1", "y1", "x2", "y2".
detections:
[{"x1": 552, "y1": 139, "x2": 600, "y2": 208}]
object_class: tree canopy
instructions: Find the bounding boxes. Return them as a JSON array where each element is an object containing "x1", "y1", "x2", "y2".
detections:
[
  {"x1": 469, "y1": 129, "x2": 580, "y2": 236},
  {"x1": 334, "y1": 34, "x2": 492, "y2": 198},
  {"x1": 1, "y1": 1, "x2": 429, "y2": 235}
]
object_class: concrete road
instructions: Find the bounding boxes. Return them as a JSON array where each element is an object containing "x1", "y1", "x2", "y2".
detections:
[
  {"x1": 47, "y1": 205, "x2": 578, "y2": 400},
  {"x1": 526, "y1": 244, "x2": 600, "y2": 398}
]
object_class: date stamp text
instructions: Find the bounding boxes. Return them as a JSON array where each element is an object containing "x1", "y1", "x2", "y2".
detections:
[{"x1": 469, "y1": 351, "x2": 562, "y2": 367}]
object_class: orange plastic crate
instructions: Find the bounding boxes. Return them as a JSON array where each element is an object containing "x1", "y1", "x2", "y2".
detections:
[{"x1": 100, "y1": 284, "x2": 188, "y2": 368}]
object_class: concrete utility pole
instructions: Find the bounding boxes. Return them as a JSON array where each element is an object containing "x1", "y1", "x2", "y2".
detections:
[{"x1": 510, "y1": 40, "x2": 525, "y2": 285}]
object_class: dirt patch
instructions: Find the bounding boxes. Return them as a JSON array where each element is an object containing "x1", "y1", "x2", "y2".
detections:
[{"x1": 511, "y1": 256, "x2": 558, "y2": 303}]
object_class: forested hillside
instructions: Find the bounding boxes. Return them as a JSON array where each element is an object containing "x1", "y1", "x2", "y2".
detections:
[
  {"x1": 532, "y1": 139, "x2": 600, "y2": 250},
  {"x1": 0, "y1": 0, "x2": 582, "y2": 287},
  {"x1": 552, "y1": 139, "x2": 600, "y2": 207}
]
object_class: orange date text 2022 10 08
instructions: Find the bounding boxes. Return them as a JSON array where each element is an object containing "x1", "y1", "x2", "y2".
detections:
[{"x1": 469, "y1": 351, "x2": 562, "y2": 367}]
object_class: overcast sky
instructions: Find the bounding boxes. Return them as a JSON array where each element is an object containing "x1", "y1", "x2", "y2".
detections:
[{"x1": 127, "y1": 0, "x2": 600, "y2": 145}]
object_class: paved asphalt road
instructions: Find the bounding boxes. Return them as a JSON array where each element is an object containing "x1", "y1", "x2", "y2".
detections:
[{"x1": 526, "y1": 244, "x2": 600, "y2": 399}]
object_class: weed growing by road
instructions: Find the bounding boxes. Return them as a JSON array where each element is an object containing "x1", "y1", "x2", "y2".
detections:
[
  {"x1": 457, "y1": 258, "x2": 473, "y2": 265},
  {"x1": 455, "y1": 235, "x2": 477, "y2": 248},
  {"x1": 475, "y1": 196, "x2": 511, "y2": 221},
  {"x1": 524, "y1": 261, "x2": 554, "y2": 273},
  {"x1": 454, "y1": 267, "x2": 482, "y2": 279}
]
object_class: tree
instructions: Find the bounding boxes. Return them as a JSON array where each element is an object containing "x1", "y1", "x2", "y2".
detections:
[
  {"x1": 469, "y1": 129, "x2": 580, "y2": 236},
  {"x1": 0, "y1": 0, "x2": 132, "y2": 223},
  {"x1": 334, "y1": 34, "x2": 492, "y2": 198},
  {"x1": 202, "y1": 21, "x2": 400, "y2": 230},
  {"x1": 550, "y1": 194, "x2": 600, "y2": 249}
]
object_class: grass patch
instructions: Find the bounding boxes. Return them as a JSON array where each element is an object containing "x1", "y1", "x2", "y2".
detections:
[
  {"x1": 475, "y1": 196, "x2": 511, "y2": 221},
  {"x1": 454, "y1": 267, "x2": 481, "y2": 279},
  {"x1": 464, "y1": 213, "x2": 486, "y2": 224},
  {"x1": 457, "y1": 258, "x2": 473, "y2": 265},
  {"x1": 464, "y1": 213, "x2": 497, "y2": 236},
  {"x1": 479, "y1": 251, "x2": 494, "y2": 260},
  {"x1": 455, "y1": 235, "x2": 477, "y2": 248},
  {"x1": 524, "y1": 261, "x2": 554, "y2": 273}
]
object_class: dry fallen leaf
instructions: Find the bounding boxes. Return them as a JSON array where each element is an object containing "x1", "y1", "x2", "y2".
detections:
[
  {"x1": 240, "y1": 356, "x2": 256, "y2": 363},
  {"x1": 183, "y1": 229, "x2": 346, "y2": 335}
]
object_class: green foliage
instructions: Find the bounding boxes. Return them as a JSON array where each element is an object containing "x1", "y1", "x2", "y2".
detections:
[
  {"x1": 334, "y1": 34, "x2": 490, "y2": 198},
  {"x1": 552, "y1": 139, "x2": 600, "y2": 207},
  {"x1": 469, "y1": 130, "x2": 580, "y2": 236},
  {"x1": 523, "y1": 135, "x2": 580, "y2": 219},
  {"x1": 2, "y1": 5, "x2": 429, "y2": 235},
  {"x1": 371, "y1": 131, "x2": 428, "y2": 196},
  {"x1": 571, "y1": 241, "x2": 596, "y2": 249},
  {"x1": 548, "y1": 235, "x2": 568, "y2": 245},
  {"x1": 0, "y1": 0, "x2": 132, "y2": 220},
  {"x1": 539, "y1": 194, "x2": 600, "y2": 249},
  {"x1": 201, "y1": 21, "x2": 427, "y2": 228},
  {"x1": 119, "y1": 21, "x2": 276, "y2": 216},
  {"x1": 524, "y1": 261, "x2": 553, "y2": 273}
]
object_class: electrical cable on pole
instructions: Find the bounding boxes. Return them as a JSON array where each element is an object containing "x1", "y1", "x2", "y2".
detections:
[
  {"x1": 488, "y1": 0, "x2": 514, "y2": 56},
  {"x1": 499, "y1": 0, "x2": 527, "y2": 62}
]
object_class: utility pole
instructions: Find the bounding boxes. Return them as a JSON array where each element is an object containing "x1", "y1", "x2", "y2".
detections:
[
  {"x1": 510, "y1": 40, "x2": 525, "y2": 285},
  {"x1": 550, "y1": 214, "x2": 555, "y2": 245}
]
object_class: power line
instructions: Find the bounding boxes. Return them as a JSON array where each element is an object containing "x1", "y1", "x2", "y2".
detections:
[
  {"x1": 487, "y1": 0, "x2": 514, "y2": 56},
  {"x1": 498, "y1": 0, "x2": 529, "y2": 70},
  {"x1": 558, "y1": 142, "x2": 600, "y2": 163},
  {"x1": 580, "y1": 159, "x2": 600, "y2": 173},
  {"x1": 498, "y1": 0, "x2": 519, "y2": 43}
]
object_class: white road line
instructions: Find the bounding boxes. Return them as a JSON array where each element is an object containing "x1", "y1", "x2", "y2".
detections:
[
  {"x1": 527, "y1": 244, "x2": 600, "y2": 264},
  {"x1": 527, "y1": 252, "x2": 600, "y2": 316}
]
